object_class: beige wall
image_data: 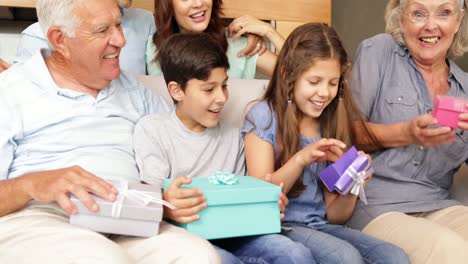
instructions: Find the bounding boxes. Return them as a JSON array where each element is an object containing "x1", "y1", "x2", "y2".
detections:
[{"x1": 332, "y1": 0, "x2": 468, "y2": 71}]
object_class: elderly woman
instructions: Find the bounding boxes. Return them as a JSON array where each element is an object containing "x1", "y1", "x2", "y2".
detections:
[{"x1": 348, "y1": 0, "x2": 468, "y2": 263}]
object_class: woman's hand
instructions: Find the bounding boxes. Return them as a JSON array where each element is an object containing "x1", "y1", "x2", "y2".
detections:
[
  {"x1": 458, "y1": 106, "x2": 468, "y2": 130},
  {"x1": 404, "y1": 114, "x2": 456, "y2": 146},
  {"x1": 238, "y1": 34, "x2": 267, "y2": 58},
  {"x1": 227, "y1": 15, "x2": 285, "y2": 53}
]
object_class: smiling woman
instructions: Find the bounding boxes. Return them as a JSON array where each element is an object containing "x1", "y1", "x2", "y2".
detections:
[
  {"x1": 348, "y1": 0, "x2": 468, "y2": 263},
  {"x1": 146, "y1": 0, "x2": 285, "y2": 79}
]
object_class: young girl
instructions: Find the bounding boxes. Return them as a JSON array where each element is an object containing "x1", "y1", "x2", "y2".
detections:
[{"x1": 242, "y1": 23, "x2": 410, "y2": 264}]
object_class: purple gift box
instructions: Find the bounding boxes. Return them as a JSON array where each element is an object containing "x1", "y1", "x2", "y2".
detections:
[
  {"x1": 319, "y1": 146, "x2": 359, "y2": 192},
  {"x1": 432, "y1": 95, "x2": 468, "y2": 129},
  {"x1": 334, "y1": 155, "x2": 370, "y2": 195},
  {"x1": 319, "y1": 146, "x2": 372, "y2": 203},
  {"x1": 70, "y1": 180, "x2": 168, "y2": 237}
]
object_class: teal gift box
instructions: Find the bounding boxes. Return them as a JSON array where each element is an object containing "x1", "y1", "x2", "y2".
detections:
[{"x1": 164, "y1": 175, "x2": 281, "y2": 239}]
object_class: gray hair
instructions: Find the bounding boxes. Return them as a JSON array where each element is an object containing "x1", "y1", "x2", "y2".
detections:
[
  {"x1": 36, "y1": 0, "x2": 81, "y2": 39},
  {"x1": 385, "y1": 0, "x2": 468, "y2": 58}
]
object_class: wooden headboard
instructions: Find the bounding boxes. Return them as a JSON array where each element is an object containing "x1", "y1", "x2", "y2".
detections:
[{"x1": 0, "y1": 0, "x2": 331, "y2": 37}]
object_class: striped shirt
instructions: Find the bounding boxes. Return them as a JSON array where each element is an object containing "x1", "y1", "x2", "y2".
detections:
[{"x1": 0, "y1": 51, "x2": 169, "y2": 182}]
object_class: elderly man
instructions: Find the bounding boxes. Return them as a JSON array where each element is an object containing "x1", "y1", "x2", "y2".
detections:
[
  {"x1": 13, "y1": 0, "x2": 154, "y2": 75},
  {"x1": 0, "y1": 0, "x2": 220, "y2": 263}
]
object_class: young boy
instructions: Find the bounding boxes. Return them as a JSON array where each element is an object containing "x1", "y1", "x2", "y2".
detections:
[{"x1": 133, "y1": 33, "x2": 314, "y2": 264}]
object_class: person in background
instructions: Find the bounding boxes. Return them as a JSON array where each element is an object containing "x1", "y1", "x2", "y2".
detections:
[{"x1": 147, "y1": 0, "x2": 285, "y2": 79}]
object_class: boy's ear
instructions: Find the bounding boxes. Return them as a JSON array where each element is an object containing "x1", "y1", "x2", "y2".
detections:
[{"x1": 167, "y1": 81, "x2": 184, "y2": 102}]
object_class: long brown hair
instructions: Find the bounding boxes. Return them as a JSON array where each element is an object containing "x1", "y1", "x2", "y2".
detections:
[
  {"x1": 263, "y1": 23, "x2": 376, "y2": 196},
  {"x1": 153, "y1": 0, "x2": 228, "y2": 52}
]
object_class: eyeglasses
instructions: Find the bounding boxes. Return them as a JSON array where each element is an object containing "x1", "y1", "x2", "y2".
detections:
[{"x1": 406, "y1": 8, "x2": 463, "y2": 23}]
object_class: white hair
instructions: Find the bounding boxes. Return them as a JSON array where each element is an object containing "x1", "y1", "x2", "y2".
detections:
[
  {"x1": 385, "y1": 0, "x2": 468, "y2": 58},
  {"x1": 36, "y1": 0, "x2": 81, "y2": 39}
]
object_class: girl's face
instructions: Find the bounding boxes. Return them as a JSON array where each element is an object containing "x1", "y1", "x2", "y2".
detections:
[
  {"x1": 172, "y1": 0, "x2": 213, "y2": 33},
  {"x1": 293, "y1": 58, "x2": 341, "y2": 120}
]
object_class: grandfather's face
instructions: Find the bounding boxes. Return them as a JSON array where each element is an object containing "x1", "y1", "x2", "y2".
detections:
[
  {"x1": 400, "y1": 0, "x2": 465, "y2": 65},
  {"x1": 115, "y1": 0, "x2": 132, "y2": 8},
  {"x1": 66, "y1": 0, "x2": 126, "y2": 89}
]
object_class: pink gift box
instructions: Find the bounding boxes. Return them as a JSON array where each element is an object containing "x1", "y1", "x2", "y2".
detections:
[{"x1": 433, "y1": 95, "x2": 468, "y2": 129}]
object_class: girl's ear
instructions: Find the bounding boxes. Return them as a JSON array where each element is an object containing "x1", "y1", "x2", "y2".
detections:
[{"x1": 167, "y1": 81, "x2": 184, "y2": 102}]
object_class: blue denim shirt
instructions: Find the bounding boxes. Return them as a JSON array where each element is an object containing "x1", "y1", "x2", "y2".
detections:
[
  {"x1": 348, "y1": 34, "x2": 468, "y2": 230},
  {"x1": 242, "y1": 101, "x2": 327, "y2": 226}
]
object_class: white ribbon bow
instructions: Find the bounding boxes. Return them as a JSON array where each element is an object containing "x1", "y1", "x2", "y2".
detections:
[
  {"x1": 343, "y1": 157, "x2": 373, "y2": 205},
  {"x1": 111, "y1": 180, "x2": 175, "y2": 218}
]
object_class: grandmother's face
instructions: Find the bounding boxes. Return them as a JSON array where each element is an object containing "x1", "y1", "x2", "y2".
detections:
[{"x1": 400, "y1": 0, "x2": 464, "y2": 65}]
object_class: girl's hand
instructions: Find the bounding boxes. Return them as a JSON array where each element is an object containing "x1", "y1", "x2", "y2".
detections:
[
  {"x1": 404, "y1": 114, "x2": 456, "y2": 147},
  {"x1": 357, "y1": 151, "x2": 373, "y2": 187},
  {"x1": 163, "y1": 176, "x2": 207, "y2": 223},
  {"x1": 295, "y1": 138, "x2": 346, "y2": 167}
]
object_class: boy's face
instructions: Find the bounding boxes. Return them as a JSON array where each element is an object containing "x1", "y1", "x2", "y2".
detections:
[{"x1": 175, "y1": 67, "x2": 229, "y2": 132}]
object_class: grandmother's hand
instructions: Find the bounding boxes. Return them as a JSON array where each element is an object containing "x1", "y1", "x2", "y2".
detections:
[
  {"x1": 405, "y1": 114, "x2": 456, "y2": 146},
  {"x1": 458, "y1": 107, "x2": 468, "y2": 130}
]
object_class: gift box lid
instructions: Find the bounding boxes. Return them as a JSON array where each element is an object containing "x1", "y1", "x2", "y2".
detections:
[
  {"x1": 164, "y1": 176, "x2": 280, "y2": 206},
  {"x1": 71, "y1": 180, "x2": 162, "y2": 221},
  {"x1": 433, "y1": 95, "x2": 468, "y2": 113},
  {"x1": 319, "y1": 146, "x2": 358, "y2": 191}
]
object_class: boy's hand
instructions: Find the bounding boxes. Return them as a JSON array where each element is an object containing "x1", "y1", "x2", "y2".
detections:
[
  {"x1": 296, "y1": 138, "x2": 346, "y2": 167},
  {"x1": 265, "y1": 173, "x2": 289, "y2": 220},
  {"x1": 163, "y1": 176, "x2": 207, "y2": 223}
]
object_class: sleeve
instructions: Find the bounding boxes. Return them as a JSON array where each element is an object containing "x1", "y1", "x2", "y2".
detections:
[
  {"x1": 226, "y1": 36, "x2": 258, "y2": 79},
  {"x1": 241, "y1": 101, "x2": 276, "y2": 145},
  {"x1": 13, "y1": 24, "x2": 49, "y2": 64},
  {"x1": 145, "y1": 39, "x2": 163, "y2": 76},
  {"x1": 234, "y1": 131, "x2": 246, "y2": 176},
  {"x1": 350, "y1": 36, "x2": 388, "y2": 120},
  {"x1": 133, "y1": 119, "x2": 170, "y2": 190},
  {"x1": 0, "y1": 91, "x2": 17, "y2": 180}
]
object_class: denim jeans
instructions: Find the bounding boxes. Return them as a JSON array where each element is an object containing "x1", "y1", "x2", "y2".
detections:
[
  {"x1": 212, "y1": 233, "x2": 315, "y2": 264},
  {"x1": 281, "y1": 223, "x2": 409, "y2": 264}
]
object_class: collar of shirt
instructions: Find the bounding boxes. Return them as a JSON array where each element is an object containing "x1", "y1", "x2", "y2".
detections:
[
  {"x1": 23, "y1": 49, "x2": 116, "y2": 101},
  {"x1": 393, "y1": 42, "x2": 466, "y2": 92}
]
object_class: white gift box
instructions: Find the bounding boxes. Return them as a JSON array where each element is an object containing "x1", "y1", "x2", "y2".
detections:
[{"x1": 70, "y1": 180, "x2": 167, "y2": 237}]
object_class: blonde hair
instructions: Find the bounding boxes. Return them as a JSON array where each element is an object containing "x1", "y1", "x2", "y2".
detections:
[{"x1": 385, "y1": 0, "x2": 468, "y2": 58}]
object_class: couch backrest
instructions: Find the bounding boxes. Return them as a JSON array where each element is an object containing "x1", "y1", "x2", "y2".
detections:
[{"x1": 135, "y1": 75, "x2": 269, "y2": 128}]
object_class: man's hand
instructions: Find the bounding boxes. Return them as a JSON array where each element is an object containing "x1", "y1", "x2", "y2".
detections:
[
  {"x1": 23, "y1": 166, "x2": 118, "y2": 215},
  {"x1": 163, "y1": 176, "x2": 207, "y2": 223},
  {"x1": 0, "y1": 59, "x2": 11, "y2": 73}
]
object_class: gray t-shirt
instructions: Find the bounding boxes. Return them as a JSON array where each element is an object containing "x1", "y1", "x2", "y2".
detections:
[
  {"x1": 347, "y1": 34, "x2": 468, "y2": 230},
  {"x1": 133, "y1": 111, "x2": 246, "y2": 190}
]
